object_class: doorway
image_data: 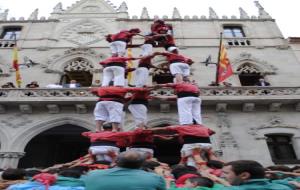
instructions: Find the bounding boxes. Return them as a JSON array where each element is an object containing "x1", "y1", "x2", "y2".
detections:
[{"x1": 18, "y1": 124, "x2": 90, "y2": 168}]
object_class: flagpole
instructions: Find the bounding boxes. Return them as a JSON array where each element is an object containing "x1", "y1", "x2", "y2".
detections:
[{"x1": 215, "y1": 32, "x2": 223, "y2": 86}]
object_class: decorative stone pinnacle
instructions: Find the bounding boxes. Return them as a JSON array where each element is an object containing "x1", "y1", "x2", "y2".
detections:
[
  {"x1": 254, "y1": 1, "x2": 272, "y2": 19},
  {"x1": 28, "y1": 8, "x2": 39, "y2": 20},
  {"x1": 0, "y1": 9, "x2": 9, "y2": 21},
  {"x1": 209, "y1": 7, "x2": 219, "y2": 19},
  {"x1": 118, "y1": 2, "x2": 128, "y2": 12},
  {"x1": 140, "y1": 7, "x2": 149, "y2": 19},
  {"x1": 52, "y1": 2, "x2": 63, "y2": 14},
  {"x1": 239, "y1": 7, "x2": 249, "y2": 19},
  {"x1": 172, "y1": 7, "x2": 181, "y2": 19}
]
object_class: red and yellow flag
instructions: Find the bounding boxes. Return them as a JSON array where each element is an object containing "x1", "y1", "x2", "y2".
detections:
[
  {"x1": 127, "y1": 48, "x2": 134, "y2": 84},
  {"x1": 217, "y1": 43, "x2": 233, "y2": 83},
  {"x1": 12, "y1": 46, "x2": 22, "y2": 88}
]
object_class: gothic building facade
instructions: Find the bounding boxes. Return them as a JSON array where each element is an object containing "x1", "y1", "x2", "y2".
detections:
[{"x1": 0, "y1": 0, "x2": 300, "y2": 168}]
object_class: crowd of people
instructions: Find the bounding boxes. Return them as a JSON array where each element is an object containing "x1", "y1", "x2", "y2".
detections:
[{"x1": 0, "y1": 19, "x2": 288, "y2": 190}]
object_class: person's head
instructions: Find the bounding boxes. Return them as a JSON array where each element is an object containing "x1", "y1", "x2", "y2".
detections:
[
  {"x1": 1, "y1": 168, "x2": 26, "y2": 180},
  {"x1": 141, "y1": 160, "x2": 161, "y2": 172},
  {"x1": 222, "y1": 160, "x2": 265, "y2": 185},
  {"x1": 185, "y1": 177, "x2": 214, "y2": 188},
  {"x1": 116, "y1": 150, "x2": 146, "y2": 169},
  {"x1": 259, "y1": 77, "x2": 265, "y2": 82},
  {"x1": 171, "y1": 164, "x2": 198, "y2": 179},
  {"x1": 32, "y1": 81, "x2": 38, "y2": 85},
  {"x1": 154, "y1": 19, "x2": 165, "y2": 24},
  {"x1": 207, "y1": 160, "x2": 224, "y2": 169},
  {"x1": 129, "y1": 28, "x2": 141, "y2": 33},
  {"x1": 70, "y1": 80, "x2": 77, "y2": 84},
  {"x1": 58, "y1": 169, "x2": 82, "y2": 178}
]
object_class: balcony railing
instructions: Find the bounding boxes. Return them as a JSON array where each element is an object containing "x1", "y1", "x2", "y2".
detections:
[
  {"x1": 0, "y1": 39, "x2": 16, "y2": 48},
  {"x1": 0, "y1": 86, "x2": 299, "y2": 102}
]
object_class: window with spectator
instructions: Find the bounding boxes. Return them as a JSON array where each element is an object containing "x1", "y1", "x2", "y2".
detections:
[{"x1": 237, "y1": 63, "x2": 262, "y2": 86}]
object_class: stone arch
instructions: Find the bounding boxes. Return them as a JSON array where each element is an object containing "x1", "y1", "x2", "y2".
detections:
[
  {"x1": 10, "y1": 116, "x2": 94, "y2": 152},
  {"x1": 232, "y1": 52, "x2": 277, "y2": 75},
  {"x1": 46, "y1": 47, "x2": 106, "y2": 74}
]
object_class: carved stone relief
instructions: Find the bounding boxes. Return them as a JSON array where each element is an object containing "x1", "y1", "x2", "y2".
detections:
[
  {"x1": 248, "y1": 116, "x2": 299, "y2": 139},
  {"x1": 0, "y1": 114, "x2": 33, "y2": 128},
  {"x1": 60, "y1": 20, "x2": 107, "y2": 45},
  {"x1": 232, "y1": 52, "x2": 278, "y2": 74}
]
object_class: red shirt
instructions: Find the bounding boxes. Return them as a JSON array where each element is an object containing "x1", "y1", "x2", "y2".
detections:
[
  {"x1": 99, "y1": 57, "x2": 135, "y2": 67},
  {"x1": 111, "y1": 30, "x2": 138, "y2": 42},
  {"x1": 138, "y1": 55, "x2": 155, "y2": 68},
  {"x1": 165, "y1": 82, "x2": 200, "y2": 95},
  {"x1": 159, "y1": 52, "x2": 192, "y2": 64},
  {"x1": 82, "y1": 131, "x2": 133, "y2": 147},
  {"x1": 166, "y1": 125, "x2": 215, "y2": 138},
  {"x1": 90, "y1": 87, "x2": 146, "y2": 102},
  {"x1": 129, "y1": 128, "x2": 155, "y2": 145}
]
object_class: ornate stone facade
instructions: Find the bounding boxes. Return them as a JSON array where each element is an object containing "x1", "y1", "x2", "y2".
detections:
[{"x1": 0, "y1": 0, "x2": 300, "y2": 168}]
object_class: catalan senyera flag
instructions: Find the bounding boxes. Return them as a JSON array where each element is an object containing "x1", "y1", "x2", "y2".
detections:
[
  {"x1": 127, "y1": 48, "x2": 134, "y2": 84},
  {"x1": 217, "y1": 42, "x2": 233, "y2": 83},
  {"x1": 12, "y1": 46, "x2": 22, "y2": 88}
]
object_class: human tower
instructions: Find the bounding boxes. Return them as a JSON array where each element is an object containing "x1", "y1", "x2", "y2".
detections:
[{"x1": 81, "y1": 19, "x2": 218, "y2": 169}]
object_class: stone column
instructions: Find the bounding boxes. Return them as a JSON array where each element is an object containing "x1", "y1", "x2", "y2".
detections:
[{"x1": 0, "y1": 152, "x2": 25, "y2": 168}]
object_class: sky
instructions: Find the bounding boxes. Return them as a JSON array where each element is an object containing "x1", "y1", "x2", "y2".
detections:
[{"x1": 0, "y1": 0, "x2": 299, "y2": 38}]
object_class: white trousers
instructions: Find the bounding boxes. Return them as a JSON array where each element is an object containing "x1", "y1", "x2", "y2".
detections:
[
  {"x1": 177, "y1": 97, "x2": 202, "y2": 125},
  {"x1": 170, "y1": 62, "x2": 190, "y2": 77},
  {"x1": 141, "y1": 44, "x2": 153, "y2": 56},
  {"x1": 110, "y1": 41, "x2": 127, "y2": 57},
  {"x1": 89, "y1": 146, "x2": 120, "y2": 162},
  {"x1": 128, "y1": 104, "x2": 148, "y2": 126},
  {"x1": 134, "y1": 67, "x2": 149, "y2": 87},
  {"x1": 102, "y1": 66, "x2": 125, "y2": 87},
  {"x1": 94, "y1": 101, "x2": 124, "y2": 123}
]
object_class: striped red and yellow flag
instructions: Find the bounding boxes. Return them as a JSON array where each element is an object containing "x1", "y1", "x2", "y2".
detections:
[
  {"x1": 218, "y1": 43, "x2": 233, "y2": 83},
  {"x1": 12, "y1": 46, "x2": 22, "y2": 88}
]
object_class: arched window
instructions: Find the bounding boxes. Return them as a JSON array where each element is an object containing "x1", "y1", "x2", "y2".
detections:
[
  {"x1": 237, "y1": 63, "x2": 265, "y2": 86},
  {"x1": 61, "y1": 58, "x2": 93, "y2": 87},
  {"x1": 265, "y1": 134, "x2": 299, "y2": 164}
]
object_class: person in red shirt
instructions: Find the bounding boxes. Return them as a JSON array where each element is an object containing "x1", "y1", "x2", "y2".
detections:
[
  {"x1": 91, "y1": 86, "x2": 146, "y2": 131},
  {"x1": 151, "y1": 124, "x2": 216, "y2": 168},
  {"x1": 82, "y1": 128, "x2": 133, "y2": 165},
  {"x1": 100, "y1": 56, "x2": 139, "y2": 87},
  {"x1": 156, "y1": 80, "x2": 202, "y2": 125},
  {"x1": 127, "y1": 86, "x2": 156, "y2": 129},
  {"x1": 154, "y1": 49, "x2": 194, "y2": 83},
  {"x1": 107, "y1": 28, "x2": 141, "y2": 57},
  {"x1": 134, "y1": 54, "x2": 158, "y2": 87}
]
